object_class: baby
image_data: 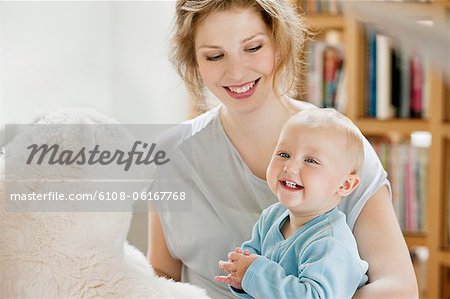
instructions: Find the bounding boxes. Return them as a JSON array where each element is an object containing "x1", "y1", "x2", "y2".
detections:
[{"x1": 215, "y1": 108, "x2": 369, "y2": 299}]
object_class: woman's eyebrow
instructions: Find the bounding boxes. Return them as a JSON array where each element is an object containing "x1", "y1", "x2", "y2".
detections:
[
  {"x1": 197, "y1": 45, "x2": 222, "y2": 50},
  {"x1": 197, "y1": 33, "x2": 266, "y2": 50},
  {"x1": 241, "y1": 32, "x2": 266, "y2": 43}
]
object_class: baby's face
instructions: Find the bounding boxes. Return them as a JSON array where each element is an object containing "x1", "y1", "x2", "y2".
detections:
[{"x1": 266, "y1": 120, "x2": 354, "y2": 216}]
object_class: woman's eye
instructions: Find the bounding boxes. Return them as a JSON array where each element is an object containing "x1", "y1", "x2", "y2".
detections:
[
  {"x1": 305, "y1": 158, "x2": 319, "y2": 165},
  {"x1": 206, "y1": 54, "x2": 223, "y2": 61},
  {"x1": 246, "y1": 45, "x2": 262, "y2": 53},
  {"x1": 277, "y1": 152, "x2": 290, "y2": 159}
]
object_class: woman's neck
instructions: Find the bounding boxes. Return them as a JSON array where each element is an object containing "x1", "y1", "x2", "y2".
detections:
[
  {"x1": 219, "y1": 95, "x2": 294, "y2": 138},
  {"x1": 217, "y1": 95, "x2": 295, "y2": 180}
]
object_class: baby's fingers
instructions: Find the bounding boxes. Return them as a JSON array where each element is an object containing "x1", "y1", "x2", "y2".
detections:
[
  {"x1": 215, "y1": 274, "x2": 242, "y2": 290},
  {"x1": 214, "y1": 275, "x2": 232, "y2": 284},
  {"x1": 235, "y1": 247, "x2": 250, "y2": 256},
  {"x1": 218, "y1": 260, "x2": 238, "y2": 273},
  {"x1": 228, "y1": 251, "x2": 243, "y2": 262}
]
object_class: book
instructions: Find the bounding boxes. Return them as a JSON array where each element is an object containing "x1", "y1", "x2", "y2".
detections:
[
  {"x1": 368, "y1": 136, "x2": 429, "y2": 232},
  {"x1": 334, "y1": 65, "x2": 347, "y2": 113},
  {"x1": 323, "y1": 45, "x2": 343, "y2": 108},
  {"x1": 306, "y1": 37, "x2": 344, "y2": 111},
  {"x1": 363, "y1": 28, "x2": 428, "y2": 119},
  {"x1": 399, "y1": 48, "x2": 411, "y2": 118},
  {"x1": 366, "y1": 27, "x2": 377, "y2": 118},
  {"x1": 410, "y1": 54, "x2": 423, "y2": 118},
  {"x1": 307, "y1": 42, "x2": 325, "y2": 108},
  {"x1": 376, "y1": 34, "x2": 395, "y2": 120},
  {"x1": 391, "y1": 47, "x2": 401, "y2": 117}
]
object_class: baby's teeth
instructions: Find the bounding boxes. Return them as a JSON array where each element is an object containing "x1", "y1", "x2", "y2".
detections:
[{"x1": 286, "y1": 181, "x2": 297, "y2": 188}]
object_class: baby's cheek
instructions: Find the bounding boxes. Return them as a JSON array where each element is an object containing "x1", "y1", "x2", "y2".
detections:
[{"x1": 266, "y1": 164, "x2": 277, "y2": 192}]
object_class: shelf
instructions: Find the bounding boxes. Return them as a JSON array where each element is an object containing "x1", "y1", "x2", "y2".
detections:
[
  {"x1": 355, "y1": 119, "x2": 430, "y2": 135},
  {"x1": 434, "y1": 0, "x2": 450, "y2": 9},
  {"x1": 440, "y1": 251, "x2": 450, "y2": 267},
  {"x1": 305, "y1": 15, "x2": 344, "y2": 30},
  {"x1": 404, "y1": 234, "x2": 427, "y2": 247}
]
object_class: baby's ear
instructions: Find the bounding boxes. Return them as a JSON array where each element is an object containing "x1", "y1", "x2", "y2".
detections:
[{"x1": 337, "y1": 174, "x2": 360, "y2": 197}]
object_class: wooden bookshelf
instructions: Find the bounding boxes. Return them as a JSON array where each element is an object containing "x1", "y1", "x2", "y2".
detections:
[
  {"x1": 405, "y1": 234, "x2": 428, "y2": 247},
  {"x1": 301, "y1": 1, "x2": 450, "y2": 298},
  {"x1": 355, "y1": 119, "x2": 430, "y2": 135},
  {"x1": 305, "y1": 15, "x2": 344, "y2": 30},
  {"x1": 440, "y1": 251, "x2": 450, "y2": 266},
  {"x1": 443, "y1": 141, "x2": 450, "y2": 252},
  {"x1": 440, "y1": 266, "x2": 450, "y2": 299}
]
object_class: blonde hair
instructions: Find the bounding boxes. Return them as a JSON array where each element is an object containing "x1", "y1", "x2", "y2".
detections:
[
  {"x1": 290, "y1": 108, "x2": 365, "y2": 174},
  {"x1": 170, "y1": 0, "x2": 309, "y2": 108}
]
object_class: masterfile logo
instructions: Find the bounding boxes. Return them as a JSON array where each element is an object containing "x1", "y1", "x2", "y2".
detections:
[{"x1": 26, "y1": 141, "x2": 170, "y2": 171}]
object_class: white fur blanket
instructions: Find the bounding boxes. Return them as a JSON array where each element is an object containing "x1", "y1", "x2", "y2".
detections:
[{"x1": 0, "y1": 109, "x2": 210, "y2": 299}]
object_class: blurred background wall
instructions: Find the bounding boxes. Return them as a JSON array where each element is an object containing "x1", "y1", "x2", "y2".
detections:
[{"x1": 0, "y1": 1, "x2": 190, "y2": 255}]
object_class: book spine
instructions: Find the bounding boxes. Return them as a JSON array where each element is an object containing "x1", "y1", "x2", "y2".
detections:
[
  {"x1": 367, "y1": 29, "x2": 377, "y2": 117},
  {"x1": 391, "y1": 48, "x2": 401, "y2": 117},
  {"x1": 322, "y1": 45, "x2": 342, "y2": 108},
  {"x1": 376, "y1": 34, "x2": 394, "y2": 120},
  {"x1": 335, "y1": 66, "x2": 347, "y2": 113},
  {"x1": 422, "y1": 58, "x2": 430, "y2": 119},
  {"x1": 399, "y1": 49, "x2": 411, "y2": 118},
  {"x1": 404, "y1": 145, "x2": 413, "y2": 230},
  {"x1": 329, "y1": 0, "x2": 339, "y2": 15},
  {"x1": 410, "y1": 54, "x2": 423, "y2": 118}
]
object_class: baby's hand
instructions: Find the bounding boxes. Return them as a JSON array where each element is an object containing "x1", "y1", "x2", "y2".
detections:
[
  {"x1": 214, "y1": 273, "x2": 242, "y2": 290},
  {"x1": 234, "y1": 247, "x2": 251, "y2": 256},
  {"x1": 228, "y1": 250, "x2": 258, "y2": 281},
  {"x1": 215, "y1": 247, "x2": 258, "y2": 290},
  {"x1": 215, "y1": 248, "x2": 243, "y2": 290}
]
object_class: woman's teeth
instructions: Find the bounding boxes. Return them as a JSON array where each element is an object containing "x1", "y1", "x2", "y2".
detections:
[{"x1": 227, "y1": 80, "x2": 256, "y2": 94}]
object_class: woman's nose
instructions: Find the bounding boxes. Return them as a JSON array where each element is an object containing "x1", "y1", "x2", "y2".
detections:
[{"x1": 225, "y1": 55, "x2": 247, "y2": 81}]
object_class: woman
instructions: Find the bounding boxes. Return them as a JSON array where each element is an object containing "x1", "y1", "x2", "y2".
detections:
[{"x1": 148, "y1": 1, "x2": 418, "y2": 298}]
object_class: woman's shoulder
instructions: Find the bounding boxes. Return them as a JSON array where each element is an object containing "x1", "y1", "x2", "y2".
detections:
[
  {"x1": 183, "y1": 105, "x2": 221, "y2": 134},
  {"x1": 155, "y1": 106, "x2": 221, "y2": 152}
]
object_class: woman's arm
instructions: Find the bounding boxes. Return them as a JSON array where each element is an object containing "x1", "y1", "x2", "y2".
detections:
[
  {"x1": 353, "y1": 186, "x2": 419, "y2": 299},
  {"x1": 148, "y1": 212, "x2": 182, "y2": 281}
]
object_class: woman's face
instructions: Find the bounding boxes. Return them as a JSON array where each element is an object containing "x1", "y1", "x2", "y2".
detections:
[{"x1": 194, "y1": 7, "x2": 277, "y2": 114}]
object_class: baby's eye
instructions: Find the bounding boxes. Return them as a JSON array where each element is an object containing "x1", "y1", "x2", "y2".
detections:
[
  {"x1": 277, "y1": 152, "x2": 290, "y2": 159},
  {"x1": 246, "y1": 45, "x2": 262, "y2": 53},
  {"x1": 305, "y1": 158, "x2": 319, "y2": 165},
  {"x1": 206, "y1": 54, "x2": 224, "y2": 61}
]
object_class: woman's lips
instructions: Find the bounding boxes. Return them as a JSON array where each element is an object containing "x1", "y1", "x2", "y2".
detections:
[{"x1": 223, "y1": 78, "x2": 260, "y2": 100}]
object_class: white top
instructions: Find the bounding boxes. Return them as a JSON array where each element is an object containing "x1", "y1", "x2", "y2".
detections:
[{"x1": 152, "y1": 105, "x2": 390, "y2": 299}]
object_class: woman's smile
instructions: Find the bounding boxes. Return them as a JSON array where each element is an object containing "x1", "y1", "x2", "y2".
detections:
[{"x1": 223, "y1": 78, "x2": 260, "y2": 99}]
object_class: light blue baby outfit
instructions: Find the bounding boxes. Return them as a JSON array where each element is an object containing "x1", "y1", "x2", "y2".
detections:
[{"x1": 231, "y1": 203, "x2": 368, "y2": 299}]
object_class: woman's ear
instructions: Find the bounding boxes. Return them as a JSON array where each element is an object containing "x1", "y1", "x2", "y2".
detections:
[{"x1": 337, "y1": 174, "x2": 360, "y2": 197}]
